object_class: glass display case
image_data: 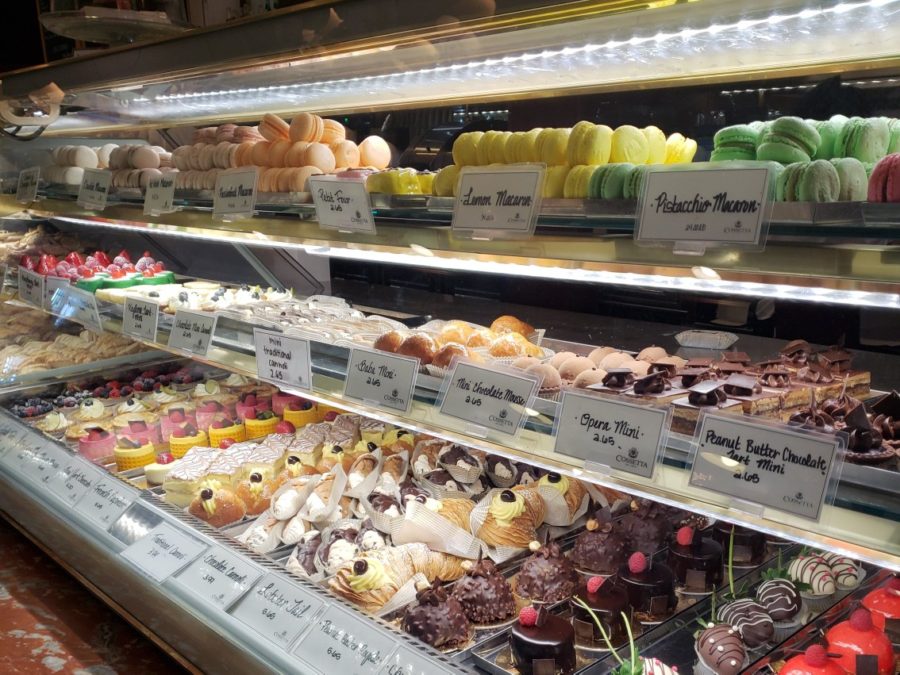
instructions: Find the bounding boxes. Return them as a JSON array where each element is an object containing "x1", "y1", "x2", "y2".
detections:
[{"x1": 0, "y1": 1, "x2": 898, "y2": 673}]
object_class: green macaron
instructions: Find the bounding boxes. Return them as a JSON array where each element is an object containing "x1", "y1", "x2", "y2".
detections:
[
  {"x1": 598, "y1": 163, "x2": 634, "y2": 199},
  {"x1": 813, "y1": 118, "x2": 842, "y2": 160},
  {"x1": 797, "y1": 159, "x2": 840, "y2": 202},
  {"x1": 757, "y1": 116, "x2": 820, "y2": 164},
  {"x1": 835, "y1": 117, "x2": 889, "y2": 163},
  {"x1": 710, "y1": 124, "x2": 759, "y2": 162},
  {"x1": 623, "y1": 165, "x2": 651, "y2": 200},
  {"x1": 775, "y1": 162, "x2": 805, "y2": 201},
  {"x1": 888, "y1": 118, "x2": 900, "y2": 154},
  {"x1": 829, "y1": 157, "x2": 867, "y2": 201}
]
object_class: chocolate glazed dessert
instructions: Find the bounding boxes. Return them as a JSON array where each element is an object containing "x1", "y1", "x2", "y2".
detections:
[
  {"x1": 667, "y1": 526, "x2": 723, "y2": 592},
  {"x1": 451, "y1": 555, "x2": 516, "y2": 624},
  {"x1": 402, "y1": 580, "x2": 471, "y2": 650},
  {"x1": 617, "y1": 552, "x2": 677, "y2": 622},
  {"x1": 510, "y1": 606, "x2": 576, "y2": 675},
  {"x1": 569, "y1": 576, "x2": 630, "y2": 647}
]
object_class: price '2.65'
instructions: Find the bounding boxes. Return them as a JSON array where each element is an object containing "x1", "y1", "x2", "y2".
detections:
[{"x1": 465, "y1": 395, "x2": 482, "y2": 406}]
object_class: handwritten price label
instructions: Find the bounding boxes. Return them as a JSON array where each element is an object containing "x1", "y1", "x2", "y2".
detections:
[
  {"x1": 17, "y1": 267, "x2": 44, "y2": 307},
  {"x1": 51, "y1": 455, "x2": 97, "y2": 505},
  {"x1": 168, "y1": 310, "x2": 217, "y2": 356},
  {"x1": 554, "y1": 391, "x2": 668, "y2": 479},
  {"x1": 77, "y1": 168, "x2": 111, "y2": 211},
  {"x1": 689, "y1": 412, "x2": 840, "y2": 520},
  {"x1": 122, "y1": 296, "x2": 159, "y2": 342},
  {"x1": 253, "y1": 329, "x2": 312, "y2": 390},
  {"x1": 294, "y1": 605, "x2": 395, "y2": 673},
  {"x1": 451, "y1": 166, "x2": 543, "y2": 237},
  {"x1": 74, "y1": 478, "x2": 137, "y2": 529},
  {"x1": 120, "y1": 521, "x2": 208, "y2": 582},
  {"x1": 213, "y1": 167, "x2": 257, "y2": 219},
  {"x1": 143, "y1": 174, "x2": 176, "y2": 215},
  {"x1": 309, "y1": 176, "x2": 376, "y2": 233},
  {"x1": 16, "y1": 166, "x2": 40, "y2": 204},
  {"x1": 344, "y1": 348, "x2": 418, "y2": 413},
  {"x1": 173, "y1": 544, "x2": 261, "y2": 609},
  {"x1": 229, "y1": 573, "x2": 325, "y2": 649}
]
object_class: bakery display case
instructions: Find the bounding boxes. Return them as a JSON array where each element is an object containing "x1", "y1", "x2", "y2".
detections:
[{"x1": 0, "y1": 1, "x2": 899, "y2": 673}]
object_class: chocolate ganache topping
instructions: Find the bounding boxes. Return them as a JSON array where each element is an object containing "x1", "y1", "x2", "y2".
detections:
[
  {"x1": 758, "y1": 367, "x2": 792, "y2": 388},
  {"x1": 402, "y1": 581, "x2": 471, "y2": 649},
  {"x1": 451, "y1": 556, "x2": 516, "y2": 624},
  {"x1": 788, "y1": 398, "x2": 835, "y2": 433},
  {"x1": 516, "y1": 541, "x2": 578, "y2": 603},
  {"x1": 679, "y1": 367, "x2": 714, "y2": 389},
  {"x1": 843, "y1": 404, "x2": 894, "y2": 463},
  {"x1": 633, "y1": 372, "x2": 670, "y2": 396},
  {"x1": 723, "y1": 374, "x2": 762, "y2": 397},
  {"x1": 648, "y1": 359, "x2": 679, "y2": 377},
  {"x1": 687, "y1": 380, "x2": 727, "y2": 407},
  {"x1": 822, "y1": 381, "x2": 861, "y2": 424},
  {"x1": 796, "y1": 363, "x2": 835, "y2": 384},
  {"x1": 780, "y1": 339, "x2": 812, "y2": 366},
  {"x1": 620, "y1": 499, "x2": 672, "y2": 555},
  {"x1": 872, "y1": 413, "x2": 900, "y2": 449},
  {"x1": 602, "y1": 368, "x2": 634, "y2": 389},
  {"x1": 816, "y1": 347, "x2": 852, "y2": 373}
]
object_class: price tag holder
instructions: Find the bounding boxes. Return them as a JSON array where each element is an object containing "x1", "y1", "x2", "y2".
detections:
[
  {"x1": 689, "y1": 412, "x2": 841, "y2": 521},
  {"x1": 16, "y1": 166, "x2": 40, "y2": 204},
  {"x1": 437, "y1": 359, "x2": 539, "y2": 438},
  {"x1": 120, "y1": 520, "x2": 208, "y2": 582},
  {"x1": 77, "y1": 168, "x2": 111, "y2": 211},
  {"x1": 44, "y1": 276, "x2": 70, "y2": 311},
  {"x1": 0, "y1": 436, "x2": 36, "y2": 474},
  {"x1": 553, "y1": 391, "x2": 669, "y2": 479},
  {"x1": 213, "y1": 167, "x2": 258, "y2": 220},
  {"x1": 343, "y1": 348, "x2": 418, "y2": 414},
  {"x1": 294, "y1": 604, "x2": 396, "y2": 673},
  {"x1": 451, "y1": 165, "x2": 543, "y2": 239},
  {"x1": 48, "y1": 284, "x2": 102, "y2": 332},
  {"x1": 172, "y1": 543, "x2": 262, "y2": 610},
  {"x1": 253, "y1": 328, "x2": 312, "y2": 390},
  {"x1": 52, "y1": 455, "x2": 97, "y2": 505},
  {"x1": 380, "y1": 646, "x2": 455, "y2": 675},
  {"x1": 143, "y1": 174, "x2": 176, "y2": 215},
  {"x1": 309, "y1": 176, "x2": 376, "y2": 234},
  {"x1": 168, "y1": 310, "x2": 217, "y2": 356},
  {"x1": 635, "y1": 164, "x2": 773, "y2": 253},
  {"x1": 229, "y1": 573, "x2": 325, "y2": 650},
  {"x1": 17, "y1": 266, "x2": 44, "y2": 307},
  {"x1": 123, "y1": 296, "x2": 159, "y2": 342},
  {"x1": 26, "y1": 444, "x2": 68, "y2": 487},
  {"x1": 74, "y1": 477, "x2": 138, "y2": 530}
]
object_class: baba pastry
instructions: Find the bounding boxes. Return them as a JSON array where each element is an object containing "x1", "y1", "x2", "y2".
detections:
[
  {"x1": 188, "y1": 480, "x2": 246, "y2": 528},
  {"x1": 475, "y1": 488, "x2": 545, "y2": 549},
  {"x1": 234, "y1": 471, "x2": 276, "y2": 516}
]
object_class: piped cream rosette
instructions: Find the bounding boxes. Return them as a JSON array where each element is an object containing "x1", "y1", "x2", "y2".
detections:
[
  {"x1": 536, "y1": 473, "x2": 590, "y2": 526},
  {"x1": 297, "y1": 465, "x2": 349, "y2": 525},
  {"x1": 236, "y1": 511, "x2": 285, "y2": 554},
  {"x1": 391, "y1": 495, "x2": 481, "y2": 559},
  {"x1": 344, "y1": 447, "x2": 383, "y2": 499}
]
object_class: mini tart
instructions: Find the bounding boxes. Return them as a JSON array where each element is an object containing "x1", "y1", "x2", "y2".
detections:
[
  {"x1": 245, "y1": 415, "x2": 280, "y2": 439},
  {"x1": 283, "y1": 405, "x2": 318, "y2": 427},
  {"x1": 208, "y1": 422, "x2": 246, "y2": 446},
  {"x1": 169, "y1": 429, "x2": 209, "y2": 458},
  {"x1": 114, "y1": 440, "x2": 156, "y2": 471},
  {"x1": 78, "y1": 427, "x2": 117, "y2": 461}
]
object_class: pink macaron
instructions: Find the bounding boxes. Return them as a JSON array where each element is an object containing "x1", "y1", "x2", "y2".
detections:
[{"x1": 868, "y1": 153, "x2": 900, "y2": 202}]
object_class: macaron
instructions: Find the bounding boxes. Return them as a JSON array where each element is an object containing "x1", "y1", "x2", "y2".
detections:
[
  {"x1": 664, "y1": 133, "x2": 698, "y2": 164},
  {"x1": 542, "y1": 165, "x2": 569, "y2": 198},
  {"x1": 331, "y1": 140, "x2": 360, "y2": 169},
  {"x1": 199, "y1": 144, "x2": 216, "y2": 171},
  {"x1": 234, "y1": 141, "x2": 256, "y2": 167},
  {"x1": 304, "y1": 142, "x2": 337, "y2": 173},
  {"x1": 835, "y1": 116, "x2": 889, "y2": 163},
  {"x1": 452, "y1": 131, "x2": 482, "y2": 166},
  {"x1": 432, "y1": 164, "x2": 460, "y2": 196},
  {"x1": 487, "y1": 131, "x2": 511, "y2": 165},
  {"x1": 567, "y1": 122, "x2": 613, "y2": 166},
  {"x1": 213, "y1": 141, "x2": 233, "y2": 169},
  {"x1": 797, "y1": 159, "x2": 840, "y2": 202},
  {"x1": 611, "y1": 125, "x2": 650, "y2": 164},
  {"x1": 504, "y1": 132, "x2": 526, "y2": 164},
  {"x1": 757, "y1": 116, "x2": 820, "y2": 164},
  {"x1": 775, "y1": 162, "x2": 805, "y2": 201},
  {"x1": 710, "y1": 124, "x2": 759, "y2": 162},
  {"x1": 867, "y1": 153, "x2": 900, "y2": 202},
  {"x1": 358, "y1": 135, "x2": 391, "y2": 169},
  {"x1": 97, "y1": 143, "x2": 117, "y2": 169},
  {"x1": 268, "y1": 139, "x2": 292, "y2": 168},
  {"x1": 830, "y1": 157, "x2": 868, "y2": 201},
  {"x1": 537, "y1": 128, "x2": 571, "y2": 166},
  {"x1": 813, "y1": 118, "x2": 842, "y2": 160},
  {"x1": 590, "y1": 162, "x2": 634, "y2": 199},
  {"x1": 518, "y1": 128, "x2": 542, "y2": 163},
  {"x1": 292, "y1": 165, "x2": 323, "y2": 193},
  {"x1": 319, "y1": 119, "x2": 346, "y2": 146},
  {"x1": 71, "y1": 146, "x2": 100, "y2": 169},
  {"x1": 251, "y1": 141, "x2": 272, "y2": 167},
  {"x1": 475, "y1": 130, "x2": 500, "y2": 165},
  {"x1": 563, "y1": 165, "x2": 596, "y2": 198},
  {"x1": 623, "y1": 164, "x2": 650, "y2": 199},
  {"x1": 284, "y1": 142, "x2": 310, "y2": 167},
  {"x1": 642, "y1": 126, "x2": 667, "y2": 164},
  {"x1": 259, "y1": 113, "x2": 291, "y2": 142},
  {"x1": 289, "y1": 113, "x2": 323, "y2": 143}
]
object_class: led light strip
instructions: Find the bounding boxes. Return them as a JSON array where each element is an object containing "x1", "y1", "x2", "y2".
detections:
[{"x1": 722, "y1": 77, "x2": 900, "y2": 96}]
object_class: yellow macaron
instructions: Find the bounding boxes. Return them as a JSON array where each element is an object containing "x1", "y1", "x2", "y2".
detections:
[
  {"x1": 538, "y1": 128, "x2": 571, "y2": 166},
  {"x1": 542, "y1": 165, "x2": 570, "y2": 198},
  {"x1": 488, "y1": 131, "x2": 511, "y2": 165},
  {"x1": 563, "y1": 165, "x2": 597, "y2": 198},
  {"x1": 568, "y1": 122, "x2": 613, "y2": 166},
  {"x1": 519, "y1": 128, "x2": 543, "y2": 163},
  {"x1": 452, "y1": 132, "x2": 482, "y2": 166},
  {"x1": 642, "y1": 126, "x2": 667, "y2": 164},
  {"x1": 611, "y1": 125, "x2": 650, "y2": 164},
  {"x1": 665, "y1": 133, "x2": 698, "y2": 164},
  {"x1": 475, "y1": 131, "x2": 499, "y2": 166},
  {"x1": 433, "y1": 164, "x2": 460, "y2": 196}
]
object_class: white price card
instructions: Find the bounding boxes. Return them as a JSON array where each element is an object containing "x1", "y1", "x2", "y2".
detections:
[
  {"x1": 122, "y1": 296, "x2": 159, "y2": 342},
  {"x1": 173, "y1": 544, "x2": 262, "y2": 609},
  {"x1": 74, "y1": 478, "x2": 137, "y2": 529},
  {"x1": 143, "y1": 174, "x2": 176, "y2": 215},
  {"x1": 229, "y1": 573, "x2": 325, "y2": 650},
  {"x1": 635, "y1": 165, "x2": 772, "y2": 248},
  {"x1": 295, "y1": 604, "x2": 396, "y2": 673},
  {"x1": 689, "y1": 412, "x2": 840, "y2": 521},
  {"x1": 168, "y1": 310, "x2": 217, "y2": 356},
  {"x1": 451, "y1": 165, "x2": 543, "y2": 237},
  {"x1": 16, "y1": 166, "x2": 40, "y2": 204},
  {"x1": 213, "y1": 167, "x2": 258, "y2": 220},
  {"x1": 380, "y1": 646, "x2": 455, "y2": 675},
  {"x1": 52, "y1": 455, "x2": 97, "y2": 505},
  {"x1": 17, "y1": 266, "x2": 44, "y2": 307},
  {"x1": 26, "y1": 445, "x2": 67, "y2": 487},
  {"x1": 77, "y1": 168, "x2": 111, "y2": 210},
  {"x1": 120, "y1": 520, "x2": 208, "y2": 582},
  {"x1": 0, "y1": 438, "x2": 36, "y2": 474},
  {"x1": 253, "y1": 328, "x2": 311, "y2": 390},
  {"x1": 438, "y1": 360, "x2": 539, "y2": 437},
  {"x1": 553, "y1": 391, "x2": 668, "y2": 479},
  {"x1": 308, "y1": 176, "x2": 376, "y2": 233},
  {"x1": 343, "y1": 348, "x2": 418, "y2": 414},
  {"x1": 48, "y1": 284, "x2": 102, "y2": 332},
  {"x1": 44, "y1": 276, "x2": 70, "y2": 311}
]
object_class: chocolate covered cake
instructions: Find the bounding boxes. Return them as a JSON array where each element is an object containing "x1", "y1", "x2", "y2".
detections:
[
  {"x1": 569, "y1": 509, "x2": 629, "y2": 574},
  {"x1": 617, "y1": 552, "x2": 676, "y2": 621},
  {"x1": 402, "y1": 581, "x2": 471, "y2": 650},
  {"x1": 516, "y1": 541, "x2": 578, "y2": 604},
  {"x1": 451, "y1": 557, "x2": 516, "y2": 624},
  {"x1": 570, "y1": 576, "x2": 630, "y2": 647},
  {"x1": 667, "y1": 526, "x2": 723, "y2": 592},
  {"x1": 711, "y1": 521, "x2": 767, "y2": 566},
  {"x1": 510, "y1": 606, "x2": 576, "y2": 675}
]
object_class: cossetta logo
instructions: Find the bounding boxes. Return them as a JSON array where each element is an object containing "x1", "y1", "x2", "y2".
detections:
[
  {"x1": 489, "y1": 408, "x2": 514, "y2": 428},
  {"x1": 783, "y1": 491, "x2": 814, "y2": 510},
  {"x1": 628, "y1": 448, "x2": 639, "y2": 459},
  {"x1": 391, "y1": 389, "x2": 398, "y2": 397},
  {"x1": 616, "y1": 447, "x2": 649, "y2": 470},
  {"x1": 499, "y1": 409, "x2": 508, "y2": 419}
]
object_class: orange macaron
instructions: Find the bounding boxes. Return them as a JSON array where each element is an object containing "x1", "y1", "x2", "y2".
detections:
[
  {"x1": 259, "y1": 113, "x2": 291, "y2": 142},
  {"x1": 290, "y1": 113, "x2": 324, "y2": 143}
]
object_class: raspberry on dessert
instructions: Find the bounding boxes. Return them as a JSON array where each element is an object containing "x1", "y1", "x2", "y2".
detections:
[
  {"x1": 586, "y1": 576, "x2": 605, "y2": 594},
  {"x1": 518, "y1": 606, "x2": 538, "y2": 627},
  {"x1": 676, "y1": 526, "x2": 694, "y2": 546},
  {"x1": 628, "y1": 552, "x2": 648, "y2": 574}
]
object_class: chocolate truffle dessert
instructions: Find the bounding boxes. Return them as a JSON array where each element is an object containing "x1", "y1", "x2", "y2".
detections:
[
  {"x1": 695, "y1": 623, "x2": 746, "y2": 675},
  {"x1": 569, "y1": 508, "x2": 629, "y2": 575},
  {"x1": 620, "y1": 499, "x2": 672, "y2": 556},
  {"x1": 402, "y1": 581, "x2": 471, "y2": 650},
  {"x1": 516, "y1": 541, "x2": 579, "y2": 604},
  {"x1": 510, "y1": 606, "x2": 576, "y2": 675},
  {"x1": 570, "y1": 576, "x2": 630, "y2": 647},
  {"x1": 667, "y1": 526, "x2": 723, "y2": 592},
  {"x1": 717, "y1": 598, "x2": 774, "y2": 647},
  {"x1": 711, "y1": 521, "x2": 767, "y2": 566},
  {"x1": 451, "y1": 557, "x2": 516, "y2": 624},
  {"x1": 617, "y1": 552, "x2": 677, "y2": 621}
]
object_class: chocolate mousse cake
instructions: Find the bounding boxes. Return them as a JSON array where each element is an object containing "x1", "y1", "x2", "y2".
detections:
[
  {"x1": 722, "y1": 373, "x2": 782, "y2": 416},
  {"x1": 402, "y1": 581, "x2": 471, "y2": 650},
  {"x1": 620, "y1": 499, "x2": 672, "y2": 556},
  {"x1": 570, "y1": 576, "x2": 630, "y2": 647},
  {"x1": 451, "y1": 557, "x2": 516, "y2": 625},
  {"x1": 515, "y1": 541, "x2": 578, "y2": 604},
  {"x1": 667, "y1": 526, "x2": 723, "y2": 592},
  {"x1": 671, "y1": 381, "x2": 742, "y2": 435},
  {"x1": 617, "y1": 552, "x2": 676, "y2": 622},
  {"x1": 510, "y1": 606, "x2": 576, "y2": 675},
  {"x1": 711, "y1": 521, "x2": 767, "y2": 566},
  {"x1": 569, "y1": 509, "x2": 629, "y2": 574}
]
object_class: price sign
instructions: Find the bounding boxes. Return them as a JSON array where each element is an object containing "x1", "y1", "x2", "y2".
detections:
[
  {"x1": 343, "y1": 348, "x2": 417, "y2": 414},
  {"x1": 48, "y1": 284, "x2": 102, "y2": 332},
  {"x1": 294, "y1": 605, "x2": 395, "y2": 673},
  {"x1": 53, "y1": 455, "x2": 97, "y2": 505},
  {"x1": 253, "y1": 329, "x2": 311, "y2": 390},
  {"x1": 689, "y1": 413, "x2": 840, "y2": 521},
  {"x1": 554, "y1": 391, "x2": 668, "y2": 479},
  {"x1": 451, "y1": 166, "x2": 543, "y2": 237},
  {"x1": 308, "y1": 176, "x2": 376, "y2": 234},
  {"x1": 229, "y1": 573, "x2": 325, "y2": 649},
  {"x1": 212, "y1": 167, "x2": 258, "y2": 220},
  {"x1": 438, "y1": 360, "x2": 539, "y2": 437},
  {"x1": 74, "y1": 478, "x2": 137, "y2": 529},
  {"x1": 143, "y1": 174, "x2": 176, "y2": 215},
  {"x1": 173, "y1": 544, "x2": 261, "y2": 609},
  {"x1": 168, "y1": 310, "x2": 217, "y2": 356},
  {"x1": 44, "y1": 276, "x2": 70, "y2": 311},
  {"x1": 120, "y1": 520, "x2": 207, "y2": 582},
  {"x1": 16, "y1": 166, "x2": 40, "y2": 204},
  {"x1": 77, "y1": 168, "x2": 111, "y2": 211},
  {"x1": 17, "y1": 266, "x2": 44, "y2": 307},
  {"x1": 635, "y1": 165, "x2": 771, "y2": 248},
  {"x1": 380, "y1": 646, "x2": 454, "y2": 675},
  {"x1": 0, "y1": 438, "x2": 37, "y2": 474},
  {"x1": 123, "y1": 296, "x2": 159, "y2": 342}
]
